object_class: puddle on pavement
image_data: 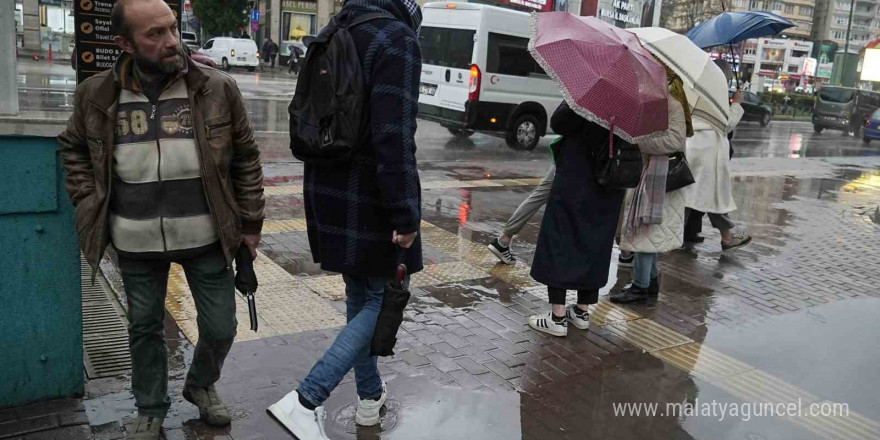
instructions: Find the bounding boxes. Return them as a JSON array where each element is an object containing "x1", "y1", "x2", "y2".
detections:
[
  {"x1": 322, "y1": 375, "x2": 520, "y2": 440},
  {"x1": 701, "y1": 297, "x2": 880, "y2": 418}
]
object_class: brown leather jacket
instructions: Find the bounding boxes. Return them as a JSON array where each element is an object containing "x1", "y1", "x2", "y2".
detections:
[{"x1": 59, "y1": 57, "x2": 265, "y2": 278}]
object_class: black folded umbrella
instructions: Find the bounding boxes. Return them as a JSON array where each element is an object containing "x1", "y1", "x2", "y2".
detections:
[
  {"x1": 234, "y1": 244, "x2": 259, "y2": 332},
  {"x1": 370, "y1": 249, "x2": 411, "y2": 357}
]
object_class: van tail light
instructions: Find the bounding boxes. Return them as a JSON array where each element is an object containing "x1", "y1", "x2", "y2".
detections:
[
  {"x1": 866, "y1": 119, "x2": 871, "y2": 128},
  {"x1": 468, "y1": 64, "x2": 481, "y2": 102},
  {"x1": 231, "y1": 49, "x2": 236, "y2": 57}
]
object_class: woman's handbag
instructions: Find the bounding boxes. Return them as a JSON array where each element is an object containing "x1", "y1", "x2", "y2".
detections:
[
  {"x1": 665, "y1": 152, "x2": 695, "y2": 192},
  {"x1": 370, "y1": 249, "x2": 411, "y2": 357},
  {"x1": 593, "y1": 120, "x2": 642, "y2": 189}
]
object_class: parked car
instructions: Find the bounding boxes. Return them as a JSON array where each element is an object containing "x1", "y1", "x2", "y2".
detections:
[
  {"x1": 730, "y1": 90, "x2": 773, "y2": 127},
  {"x1": 181, "y1": 31, "x2": 200, "y2": 51},
  {"x1": 812, "y1": 86, "x2": 880, "y2": 135},
  {"x1": 862, "y1": 108, "x2": 880, "y2": 144},
  {"x1": 201, "y1": 37, "x2": 259, "y2": 71},
  {"x1": 279, "y1": 40, "x2": 309, "y2": 68}
]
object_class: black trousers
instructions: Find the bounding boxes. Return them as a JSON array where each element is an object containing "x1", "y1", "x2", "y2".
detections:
[
  {"x1": 684, "y1": 208, "x2": 736, "y2": 239},
  {"x1": 548, "y1": 287, "x2": 599, "y2": 306}
]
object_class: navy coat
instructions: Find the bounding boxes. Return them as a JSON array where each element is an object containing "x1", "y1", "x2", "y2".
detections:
[
  {"x1": 304, "y1": 0, "x2": 423, "y2": 278},
  {"x1": 530, "y1": 102, "x2": 626, "y2": 291}
]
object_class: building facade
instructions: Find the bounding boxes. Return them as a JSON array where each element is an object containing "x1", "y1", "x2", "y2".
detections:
[
  {"x1": 812, "y1": 0, "x2": 880, "y2": 53},
  {"x1": 583, "y1": 0, "x2": 660, "y2": 27},
  {"x1": 665, "y1": 0, "x2": 815, "y2": 39},
  {"x1": 740, "y1": 38, "x2": 815, "y2": 89}
]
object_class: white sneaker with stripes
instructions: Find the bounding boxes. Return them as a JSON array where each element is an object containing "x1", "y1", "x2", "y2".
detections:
[
  {"x1": 528, "y1": 311, "x2": 568, "y2": 337},
  {"x1": 566, "y1": 305, "x2": 590, "y2": 330}
]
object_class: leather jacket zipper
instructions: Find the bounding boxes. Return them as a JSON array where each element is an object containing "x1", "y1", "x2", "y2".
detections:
[
  {"x1": 192, "y1": 88, "x2": 232, "y2": 269},
  {"x1": 152, "y1": 103, "x2": 168, "y2": 252}
]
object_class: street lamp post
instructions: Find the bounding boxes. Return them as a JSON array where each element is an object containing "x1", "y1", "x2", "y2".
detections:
[{"x1": 841, "y1": 0, "x2": 855, "y2": 86}]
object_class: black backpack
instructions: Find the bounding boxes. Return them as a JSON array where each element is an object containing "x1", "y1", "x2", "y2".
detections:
[{"x1": 288, "y1": 11, "x2": 392, "y2": 166}]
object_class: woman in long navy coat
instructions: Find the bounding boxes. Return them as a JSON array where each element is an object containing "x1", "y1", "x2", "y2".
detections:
[{"x1": 528, "y1": 101, "x2": 626, "y2": 337}]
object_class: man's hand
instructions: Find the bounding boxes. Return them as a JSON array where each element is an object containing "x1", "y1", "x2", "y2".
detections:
[
  {"x1": 392, "y1": 230, "x2": 418, "y2": 249},
  {"x1": 732, "y1": 90, "x2": 745, "y2": 104},
  {"x1": 242, "y1": 233, "x2": 261, "y2": 259}
]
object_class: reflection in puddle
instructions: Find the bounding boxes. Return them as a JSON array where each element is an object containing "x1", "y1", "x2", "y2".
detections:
[{"x1": 323, "y1": 375, "x2": 520, "y2": 440}]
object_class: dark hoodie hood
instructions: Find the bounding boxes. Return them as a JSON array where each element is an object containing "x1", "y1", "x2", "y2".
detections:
[{"x1": 342, "y1": 0, "x2": 422, "y2": 33}]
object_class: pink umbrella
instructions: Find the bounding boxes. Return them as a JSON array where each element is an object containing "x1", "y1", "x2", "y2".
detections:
[{"x1": 529, "y1": 13, "x2": 668, "y2": 143}]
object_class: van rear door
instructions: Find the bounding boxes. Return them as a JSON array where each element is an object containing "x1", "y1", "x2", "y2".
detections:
[
  {"x1": 235, "y1": 40, "x2": 257, "y2": 64},
  {"x1": 418, "y1": 9, "x2": 479, "y2": 113}
]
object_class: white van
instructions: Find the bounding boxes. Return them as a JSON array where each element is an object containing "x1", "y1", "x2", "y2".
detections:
[
  {"x1": 417, "y1": 2, "x2": 562, "y2": 150},
  {"x1": 201, "y1": 37, "x2": 259, "y2": 71}
]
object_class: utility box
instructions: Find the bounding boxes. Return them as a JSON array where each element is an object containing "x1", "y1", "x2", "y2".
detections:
[{"x1": 0, "y1": 135, "x2": 82, "y2": 407}]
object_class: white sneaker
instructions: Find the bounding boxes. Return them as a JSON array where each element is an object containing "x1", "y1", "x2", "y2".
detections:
[
  {"x1": 267, "y1": 391, "x2": 330, "y2": 440},
  {"x1": 566, "y1": 305, "x2": 590, "y2": 330},
  {"x1": 355, "y1": 381, "x2": 387, "y2": 426},
  {"x1": 528, "y1": 311, "x2": 568, "y2": 337}
]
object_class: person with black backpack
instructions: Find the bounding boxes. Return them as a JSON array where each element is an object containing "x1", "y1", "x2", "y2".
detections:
[{"x1": 267, "y1": 0, "x2": 423, "y2": 438}]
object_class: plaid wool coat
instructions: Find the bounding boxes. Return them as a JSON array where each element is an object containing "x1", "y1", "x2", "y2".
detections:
[{"x1": 303, "y1": 0, "x2": 424, "y2": 278}]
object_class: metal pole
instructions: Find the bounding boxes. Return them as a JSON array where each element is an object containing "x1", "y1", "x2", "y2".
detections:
[
  {"x1": 0, "y1": 0, "x2": 20, "y2": 115},
  {"x1": 720, "y1": 1, "x2": 740, "y2": 88},
  {"x1": 842, "y1": 0, "x2": 855, "y2": 86}
]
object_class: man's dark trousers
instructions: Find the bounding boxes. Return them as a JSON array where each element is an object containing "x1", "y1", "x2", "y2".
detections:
[{"x1": 118, "y1": 247, "x2": 237, "y2": 417}]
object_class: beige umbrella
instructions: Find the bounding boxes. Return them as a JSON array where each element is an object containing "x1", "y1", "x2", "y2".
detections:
[{"x1": 629, "y1": 27, "x2": 731, "y2": 132}]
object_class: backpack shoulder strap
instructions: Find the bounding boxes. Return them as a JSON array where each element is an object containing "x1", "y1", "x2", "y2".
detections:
[{"x1": 344, "y1": 12, "x2": 395, "y2": 29}]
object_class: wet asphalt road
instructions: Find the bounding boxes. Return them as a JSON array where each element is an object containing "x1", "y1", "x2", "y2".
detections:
[
  {"x1": 15, "y1": 58, "x2": 880, "y2": 163},
  {"x1": 7, "y1": 59, "x2": 880, "y2": 440}
]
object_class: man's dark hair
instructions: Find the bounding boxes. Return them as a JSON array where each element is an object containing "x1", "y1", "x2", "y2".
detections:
[{"x1": 111, "y1": 0, "x2": 131, "y2": 40}]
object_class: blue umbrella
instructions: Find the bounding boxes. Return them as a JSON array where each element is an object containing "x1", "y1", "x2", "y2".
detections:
[
  {"x1": 686, "y1": 11, "x2": 795, "y2": 49},
  {"x1": 687, "y1": 11, "x2": 794, "y2": 88}
]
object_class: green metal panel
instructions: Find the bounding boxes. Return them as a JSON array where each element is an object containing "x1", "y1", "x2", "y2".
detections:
[
  {"x1": 0, "y1": 138, "x2": 57, "y2": 214},
  {"x1": 0, "y1": 136, "x2": 83, "y2": 407}
]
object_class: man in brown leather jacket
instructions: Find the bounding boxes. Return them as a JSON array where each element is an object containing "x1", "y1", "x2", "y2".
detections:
[{"x1": 58, "y1": 0, "x2": 264, "y2": 437}]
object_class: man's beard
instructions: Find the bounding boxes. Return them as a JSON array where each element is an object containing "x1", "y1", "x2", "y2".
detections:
[{"x1": 133, "y1": 44, "x2": 185, "y2": 75}]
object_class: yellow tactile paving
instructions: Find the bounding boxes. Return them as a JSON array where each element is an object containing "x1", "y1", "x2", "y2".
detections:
[
  {"x1": 461, "y1": 180, "x2": 504, "y2": 188},
  {"x1": 713, "y1": 369, "x2": 821, "y2": 407},
  {"x1": 251, "y1": 280, "x2": 346, "y2": 334},
  {"x1": 262, "y1": 219, "x2": 309, "y2": 234},
  {"x1": 587, "y1": 299, "x2": 641, "y2": 326},
  {"x1": 165, "y1": 263, "x2": 278, "y2": 342},
  {"x1": 409, "y1": 271, "x2": 443, "y2": 288},
  {"x1": 606, "y1": 318, "x2": 694, "y2": 352},
  {"x1": 487, "y1": 263, "x2": 543, "y2": 289},
  {"x1": 163, "y1": 251, "x2": 345, "y2": 344},
  {"x1": 301, "y1": 274, "x2": 348, "y2": 302},
  {"x1": 423, "y1": 261, "x2": 492, "y2": 284},
  {"x1": 491, "y1": 179, "x2": 537, "y2": 187},
  {"x1": 511, "y1": 177, "x2": 545, "y2": 186},
  {"x1": 796, "y1": 405, "x2": 880, "y2": 440},
  {"x1": 652, "y1": 343, "x2": 753, "y2": 381}
]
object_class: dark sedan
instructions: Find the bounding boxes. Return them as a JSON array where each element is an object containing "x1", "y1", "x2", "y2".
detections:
[{"x1": 730, "y1": 90, "x2": 773, "y2": 127}]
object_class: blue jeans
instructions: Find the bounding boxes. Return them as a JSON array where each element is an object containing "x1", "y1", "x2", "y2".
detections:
[
  {"x1": 633, "y1": 252, "x2": 659, "y2": 288},
  {"x1": 298, "y1": 275, "x2": 402, "y2": 406}
]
